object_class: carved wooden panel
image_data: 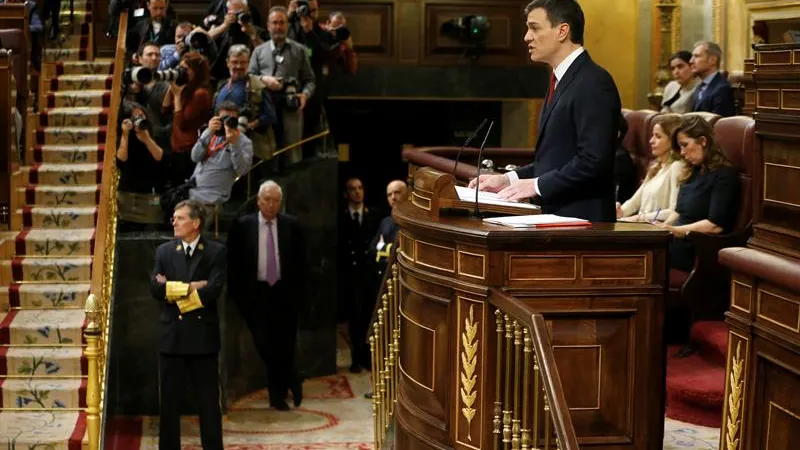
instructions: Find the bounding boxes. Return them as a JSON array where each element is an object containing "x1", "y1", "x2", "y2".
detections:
[
  {"x1": 731, "y1": 275, "x2": 753, "y2": 315},
  {"x1": 549, "y1": 314, "x2": 635, "y2": 443},
  {"x1": 749, "y1": 343, "x2": 800, "y2": 450},
  {"x1": 761, "y1": 139, "x2": 800, "y2": 234},
  {"x1": 454, "y1": 296, "x2": 485, "y2": 448},
  {"x1": 757, "y1": 284, "x2": 800, "y2": 336},
  {"x1": 506, "y1": 252, "x2": 653, "y2": 287},
  {"x1": 415, "y1": 240, "x2": 456, "y2": 273},
  {"x1": 457, "y1": 250, "x2": 486, "y2": 280},
  {"x1": 422, "y1": 2, "x2": 525, "y2": 66}
]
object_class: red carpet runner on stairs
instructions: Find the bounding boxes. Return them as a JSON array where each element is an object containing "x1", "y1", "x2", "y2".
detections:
[{"x1": 665, "y1": 321, "x2": 728, "y2": 428}]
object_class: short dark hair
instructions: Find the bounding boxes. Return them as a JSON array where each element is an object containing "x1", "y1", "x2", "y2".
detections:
[
  {"x1": 669, "y1": 50, "x2": 692, "y2": 65},
  {"x1": 270, "y1": 6, "x2": 288, "y2": 17},
  {"x1": 137, "y1": 40, "x2": 160, "y2": 57},
  {"x1": 175, "y1": 199, "x2": 207, "y2": 229},
  {"x1": 122, "y1": 100, "x2": 147, "y2": 119},
  {"x1": 523, "y1": 0, "x2": 585, "y2": 45},
  {"x1": 216, "y1": 100, "x2": 240, "y2": 115}
]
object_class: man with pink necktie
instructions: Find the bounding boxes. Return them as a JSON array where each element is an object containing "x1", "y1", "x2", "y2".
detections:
[{"x1": 227, "y1": 180, "x2": 307, "y2": 410}]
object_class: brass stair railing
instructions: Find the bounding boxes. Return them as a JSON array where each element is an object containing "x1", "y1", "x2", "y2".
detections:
[
  {"x1": 489, "y1": 288, "x2": 579, "y2": 450},
  {"x1": 369, "y1": 251, "x2": 399, "y2": 449},
  {"x1": 83, "y1": 11, "x2": 128, "y2": 450}
]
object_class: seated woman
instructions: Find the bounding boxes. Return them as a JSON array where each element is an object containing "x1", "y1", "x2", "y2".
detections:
[
  {"x1": 658, "y1": 115, "x2": 740, "y2": 271},
  {"x1": 617, "y1": 114, "x2": 685, "y2": 222},
  {"x1": 661, "y1": 51, "x2": 700, "y2": 114}
]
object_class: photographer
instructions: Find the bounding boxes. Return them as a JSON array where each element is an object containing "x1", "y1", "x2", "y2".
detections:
[
  {"x1": 213, "y1": 45, "x2": 276, "y2": 162},
  {"x1": 161, "y1": 24, "x2": 219, "y2": 70},
  {"x1": 204, "y1": 0, "x2": 263, "y2": 33},
  {"x1": 163, "y1": 51, "x2": 213, "y2": 189},
  {"x1": 250, "y1": 6, "x2": 315, "y2": 166},
  {"x1": 116, "y1": 100, "x2": 167, "y2": 230},
  {"x1": 206, "y1": 0, "x2": 267, "y2": 82},
  {"x1": 125, "y1": 0, "x2": 176, "y2": 55},
  {"x1": 126, "y1": 42, "x2": 172, "y2": 153},
  {"x1": 189, "y1": 101, "x2": 253, "y2": 206}
]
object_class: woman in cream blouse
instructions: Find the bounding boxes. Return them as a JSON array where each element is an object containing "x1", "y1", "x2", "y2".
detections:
[
  {"x1": 617, "y1": 114, "x2": 686, "y2": 222},
  {"x1": 661, "y1": 51, "x2": 701, "y2": 114}
]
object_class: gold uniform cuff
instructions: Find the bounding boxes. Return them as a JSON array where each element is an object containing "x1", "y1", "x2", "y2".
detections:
[
  {"x1": 166, "y1": 281, "x2": 190, "y2": 301},
  {"x1": 175, "y1": 289, "x2": 204, "y2": 314}
]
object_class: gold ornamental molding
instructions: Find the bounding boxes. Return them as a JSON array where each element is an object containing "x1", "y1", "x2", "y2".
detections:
[
  {"x1": 460, "y1": 304, "x2": 479, "y2": 441},
  {"x1": 713, "y1": 0, "x2": 722, "y2": 44},
  {"x1": 725, "y1": 340, "x2": 745, "y2": 450},
  {"x1": 671, "y1": 0, "x2": 682, "y2": 54}
]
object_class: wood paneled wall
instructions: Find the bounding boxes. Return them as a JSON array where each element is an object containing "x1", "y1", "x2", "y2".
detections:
[{"x1": 266, "y1": 0, "x2": 532, "y2": 66}]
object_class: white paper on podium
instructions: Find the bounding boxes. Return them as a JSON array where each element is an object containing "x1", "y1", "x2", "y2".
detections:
[
  {"x1": 454, "y1": 186, "x2": 540, "y2": 211},
  {"x1": 483, "y1": 214, "x2": 589, "y2": 228}
]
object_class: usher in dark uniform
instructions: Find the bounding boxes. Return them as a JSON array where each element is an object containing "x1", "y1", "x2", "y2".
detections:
[{"x1": 150, "y1": 236, "x2": 227, "y2": 450}]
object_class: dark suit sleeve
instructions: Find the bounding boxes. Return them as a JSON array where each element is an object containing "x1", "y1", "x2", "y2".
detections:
[
  {"x1": 226, "y1": 219, "x2": 243, "y2": 300},
  {"x1": 197, "y1": 245, "x2": 227, "y2": 309},
  {"x1": 150, "y1": 246, "x2": 168, "y2": 301},
  {"x1": 711, "y1": 85, "x2": 736, "y2": 117},
  {"x1": 536, "y1": 74, "x2": 619, "y2": 199}
]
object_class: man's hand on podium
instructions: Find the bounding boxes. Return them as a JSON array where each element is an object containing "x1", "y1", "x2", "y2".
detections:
[
  {"x1": 467, "y1": 174, "x2": 509, "y2": 192},
  {"x1": 498, "y1": 179, "x2": 538, "y2": 202}
]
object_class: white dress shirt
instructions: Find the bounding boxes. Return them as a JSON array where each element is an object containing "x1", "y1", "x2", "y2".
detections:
[
  {"x1": 257, "y1": 214, "x2": 281, "y2": 282},
  {"x1": 506, "y1": 46, "x2": 586, "y2": 196},
  {"x1": 182, "y1": 236, "x2": 201, "y2": 257}
]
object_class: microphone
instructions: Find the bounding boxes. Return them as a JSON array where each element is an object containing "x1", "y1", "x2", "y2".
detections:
[
  {"x1": 473, "y1": 120, "x2": 495, "y2": 217},
  {"x1": 452, "y1": 118, "x2": 489, "y2": 178}
]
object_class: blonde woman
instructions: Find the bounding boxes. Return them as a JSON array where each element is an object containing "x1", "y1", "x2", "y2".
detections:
[{"x1": 617, "y1": 114, "x2": 686, "y2": 222}]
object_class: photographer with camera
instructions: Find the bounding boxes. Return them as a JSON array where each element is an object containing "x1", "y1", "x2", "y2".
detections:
[
  {"x1": 213, "y1": 45, "x2": 276, "y2": 163},
  {"x1": 162, "y1": 51, "x2": 213, "y2": 189},
  {"x1": 160, "y1": 24, "x2": 219, "y2": 70},
  {"x1": 189, "y1": 101, "x2": 253, "y2": 206},
  {"x1": 117, "y1": 100, "x2": 167, "y2": 230},
  {"x1": 206, "y1": 0, "x2": 267, "y2": 83},
  {"x1": 204, "y1": 0, "x2": 263, "y2": 33},
  {"x1": 125, "y1": 42, "x2": 173, "y2": 155},
  {"x1": 249, "y1": 6, "x2": 315, "y2": 166},
  {"x1": 125, "y1": 0, "x2": 176, "y2": 56}
]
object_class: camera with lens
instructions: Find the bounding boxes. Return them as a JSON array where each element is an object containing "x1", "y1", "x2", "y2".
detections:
[
  {"x1": 215, "y1": 114, "x2": 240, "y2": 137},
  {"x1": 153, "y1": 67, "x2": 189, "y2": 86},
  {"x1": 131, "y1": 113, "x2": 151, "y2": 132},
  {"x1": 185, "y1": 30, "x2": 211, "y2": 55},
  {"x1": 236, "y1": 11, "x2": 252, "y2": 25},
  {"x1": 123, "y1": 66, "x2": 154, "y2": 85},
  {"x1": 293, "y1": 0, "x2": 311, "y2": 19},
  {"x1": 331, "y1": 26, "x2": 350, "y2": 44},
  {"x1": 282, "y1": 77, "x2": 302, "y2": 111}
]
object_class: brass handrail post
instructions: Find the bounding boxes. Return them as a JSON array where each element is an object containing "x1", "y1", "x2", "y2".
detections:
[
  {"x1": 370, "y1": 336, "x2": 379, "y2": 450},
  {"x1": 84, "y1": 294, "x2": 102, "y2": 450}
]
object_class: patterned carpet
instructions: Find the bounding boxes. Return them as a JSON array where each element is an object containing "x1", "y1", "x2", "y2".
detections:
[{"x1": 0, "y1": 0, "x2": 104, "y2": 447}]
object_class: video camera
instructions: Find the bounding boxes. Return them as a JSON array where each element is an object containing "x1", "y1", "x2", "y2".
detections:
[{"x1": 282, "y1": 77, "x2": 302, "y2": 111}]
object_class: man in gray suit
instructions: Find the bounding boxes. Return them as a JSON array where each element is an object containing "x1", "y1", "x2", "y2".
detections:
[{"x1": 249, "y1": 6, "x2": 316, "y2": 166}]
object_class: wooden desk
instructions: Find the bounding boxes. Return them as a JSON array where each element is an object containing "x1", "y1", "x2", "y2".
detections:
[{"x1": 392, "y1": 200, "x2": 671, "y2": 450}]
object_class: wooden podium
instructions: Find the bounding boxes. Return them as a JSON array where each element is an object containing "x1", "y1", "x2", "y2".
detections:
[{"x1": 392, "y1": 169, "x2": 672, "y2": 450}]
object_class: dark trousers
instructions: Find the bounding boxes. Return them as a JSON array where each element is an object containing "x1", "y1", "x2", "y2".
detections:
[
  {"x1": 345, "y1": 273, "x2": 374, "y2": 367},
  {"x1": 250, "y1": 281, "x2": 299, "y2": 405},
  {"x1": 159, "y1": 353, "x2": 223, "y2": 450},
  {"x1": 42, "y1": 0, "x2": 61, "y2": 31}
]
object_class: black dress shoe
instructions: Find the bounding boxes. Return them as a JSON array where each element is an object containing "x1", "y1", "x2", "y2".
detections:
[
  {"x1": 271, "y1": 401, "x2": 290, "y2": 411},
  {"x1": 292, "y1": 379, "x2": 304, "y2": 407}
]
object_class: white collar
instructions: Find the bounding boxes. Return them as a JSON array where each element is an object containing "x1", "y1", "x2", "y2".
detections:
[
  {"x1": 258, "y1": 213, "x2": 277, "y2": 225},
  {"x1": 348, "y1": 205, "x2": 364, "y2": 216},
  {"x1": 552, "y1": 46, "x2": 585, "y2": 83},
  {"x1": 182, "y1": 235, "x2": 200, "y2": 252}
]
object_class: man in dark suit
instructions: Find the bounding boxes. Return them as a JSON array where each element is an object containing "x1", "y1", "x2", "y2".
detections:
[
  {"x1": 126, "y1": 0, "x2": 176, "y2": 55},
  {"x1": 338, "y1": 177, "x2": 381, "y2": 373},
  {"x1": 226, "y1": 180, "x2": 306, "y2": 410},
  {"x1": 468, "y1": 0, "x2": 621, "y2": 222},
  {"x1": 689, "y1": 41, "x2": 736, "y2": 117},
  {"x1": 150, "y1": 199, "x2": 226, "y2": 450}
]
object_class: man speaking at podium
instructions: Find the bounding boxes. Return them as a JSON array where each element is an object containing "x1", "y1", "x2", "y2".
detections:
[{"x1": 469, "y1": 0, "x2": 621, "y2": 222}]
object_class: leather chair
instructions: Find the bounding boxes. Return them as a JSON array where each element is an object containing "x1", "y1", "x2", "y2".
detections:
[
  {"x1": 622, "y1": 109, "x2": 659, "y2": 182},
  {"x1": 0, "y1": 29, "x2": 28, "y2": 113},
  {"x1": 670, "y1": 116, "x2": 756, "y2": 329}
]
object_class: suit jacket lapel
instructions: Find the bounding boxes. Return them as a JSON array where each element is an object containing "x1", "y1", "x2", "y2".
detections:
[
  {"x1": 276, "y1": 214, "x2": 288, "y2": 274},
  {"x1": 536, "y1": 52, "x2": 589, "y2": 148}
]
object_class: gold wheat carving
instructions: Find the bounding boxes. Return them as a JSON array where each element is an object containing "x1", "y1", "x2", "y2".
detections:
[
  {"x1": 461, "y1": 305, "x2": 479, "y2": 440},
  {"x1": 725, "y1": 341, "x2": 744, "y2": 450}
]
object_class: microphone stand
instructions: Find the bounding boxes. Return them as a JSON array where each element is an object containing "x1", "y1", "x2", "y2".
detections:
[
  {"x1": 452, "y1": 118, "x2": 488, "y2": 178},
  {"x1": 473, "y1": 120, "x2": 495, "y2": 218}
]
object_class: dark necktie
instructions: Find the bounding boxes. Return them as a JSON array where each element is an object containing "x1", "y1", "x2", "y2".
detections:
[
  {"x1": 185, "y1": 246, "x2": 192, "y2": 263},
  {"x1": 353, "y1": 212, "x2": 360, "y2": 225},
  {"x1": 547, "y1": 72, "x2": 557, "y2": 104}
]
